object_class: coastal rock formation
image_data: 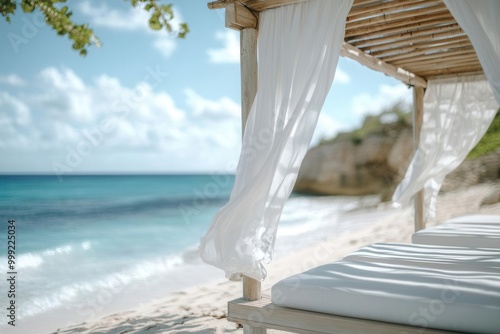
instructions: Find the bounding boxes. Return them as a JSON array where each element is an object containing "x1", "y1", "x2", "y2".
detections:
[
  {"x1": 294, "y1": 130, "x2": 414, "y2": 200},
  {"x1": 481, "y1": 186, "x2": 500, "y2": 206},
  {"x1": 295, "y1": 129, "x2": 500, "y2": 201},
  {"x1": 442, "y1": 149, "x2": 500, "y2": 193}
]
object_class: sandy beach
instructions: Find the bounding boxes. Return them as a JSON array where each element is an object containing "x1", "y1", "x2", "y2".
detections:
[{"x1": 41, "y1": 182, "x2": 500, "y2": 334}]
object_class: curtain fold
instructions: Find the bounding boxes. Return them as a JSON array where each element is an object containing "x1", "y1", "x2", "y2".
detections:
[
  {"x1": 443, "y1": 0, "x2": 500, "y2": 104},
  {"x1": 393, "y1": 75, "x2": 498, "y2": 220},
  {"x1": 393, "y1": 1, "x2": 500, "y2": 220},
  {"x1": 199, "y1": 0, "x2": 353, "y2": 281}
]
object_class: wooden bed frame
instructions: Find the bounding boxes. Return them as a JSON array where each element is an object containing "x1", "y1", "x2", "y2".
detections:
[
  {"x1": 229, "y1": 295, "x2": 463, "y2": 334},
  {"x1": 206, "y1": 1, "x2": 489, "y2": 333}
]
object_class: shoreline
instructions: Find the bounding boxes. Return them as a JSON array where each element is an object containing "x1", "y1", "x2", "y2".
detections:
[{"x1": 6, "y1": 183, "x2": 500, "y2": 334}]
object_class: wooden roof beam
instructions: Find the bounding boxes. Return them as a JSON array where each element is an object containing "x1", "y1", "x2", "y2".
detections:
[
  {"x1": 225, "y1": 2, "x2": 258, "y2": 30},
  {"x1": 208, "y1": 0, "x2": 237, "y2": 9},
  {"x1": 341, "y1": 42, "x2": 427, "y2": 87},
  {"x1": 239, "y1": 0, "x2": 306, "y2": 12}
]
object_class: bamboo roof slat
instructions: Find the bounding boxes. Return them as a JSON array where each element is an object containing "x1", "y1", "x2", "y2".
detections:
[
  {"x1": 421, "y1": 67, "x2": 485, "y2": 77},
  {"x1": 359, "y1": 28, "x2": 466, "y2": 52},
  {"x1": 345, "y1": 4, "x2": 448, "y2": 30},
  {"x1": 406, "y1": 57, "x2": 482, "y2": 72},
  {"x1": 391, "y1": 48, "x2": 476, "y2": 66},
  {"x1": 426, "y1": 71, "x2": 485, "y2": 80},
  {"x1": 380, "y1": 42, "x2": 472, "y2": 63},
  {"x1": 347, "y1": 0, "x2": 439, "y2": 22},
  {"x1": 349, "y1": 0, "x2": 429, "y2": 16},
  {"x1": 370, "y1": 35, "x2": 470, "y2": 57},
  {"x1": 407, "y1": 57, "x2": 481, "y2": 69},
  {"x1": 418, "y1": 66, "x2": 484, "y2": 77},
  {"x1": 351, "y1": 23, "x2": 461, "y2": 48},
  {"x1": 345, "y1": 15, "x2": 455, "y2": 40}
]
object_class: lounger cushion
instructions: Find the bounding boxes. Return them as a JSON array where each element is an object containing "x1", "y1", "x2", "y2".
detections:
[
  {"x1": 445, "y1": 214, "x2": 500, "y2": 224},
  {"x1": 344, "y1": 242, "x2": 500, "y2": 272},
  {"x1": 271, "y1": 260, "x2": 500, "y2": 334},
  {"x1": 412, "y1": 222, "x2": 500, "y2": 248}
]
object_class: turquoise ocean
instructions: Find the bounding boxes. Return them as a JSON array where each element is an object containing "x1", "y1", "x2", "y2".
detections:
[{"x1": 0, "y1": 174, "x2": 386, "y2": 333}]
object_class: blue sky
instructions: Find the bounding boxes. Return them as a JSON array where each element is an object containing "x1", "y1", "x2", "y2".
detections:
[{"x1": 0, "y1": 0, "x2": 411, "y2": 174}]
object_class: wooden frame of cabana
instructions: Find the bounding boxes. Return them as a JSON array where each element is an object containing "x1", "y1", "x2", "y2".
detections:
[{"x1": 206, "y1": 1, "x2": 484, "y2": 333}]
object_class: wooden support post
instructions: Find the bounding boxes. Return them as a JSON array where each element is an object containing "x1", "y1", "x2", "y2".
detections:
[
  {"x1": 413, "y1": 86, "x2": 425, "y2": 232},
  {"x1": 243, "y1": 277, "x2": 266, "y2": 334},
  {"x1": 240, "y1": 25, "x2": 265, "y2": 334},
  {"x1": 240, "y1": 28, "x2": 258, "y2": 134},
  {"x1": 243, "y1": 275, "x2": 261, "y2": 300}
]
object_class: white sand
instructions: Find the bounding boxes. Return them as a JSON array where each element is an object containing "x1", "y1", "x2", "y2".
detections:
[{"x1": 51, "y1": 183, "x2": 500, "y2": 334}]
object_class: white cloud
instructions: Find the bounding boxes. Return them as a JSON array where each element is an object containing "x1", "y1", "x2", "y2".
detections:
[
  {"x1": 153, "y1": 38, "x2": 176, "y2": 58},
  {"x1": 0, "y1": 74, "x2": 26, "y2": 86},
  {"x1": 351, "y1": 83, "x2": 412, "y2": 118},
  {"x1": 0, "y1": 92, "x2": 30, "y2": 125},
  {"x1": 333, "y1": 67, "x2": 350, "y2": 84},
  {"x1": 311, "y1": 112, "x2": 345, "y2": 146},
  {"x1": 207, "y1": 30, "x2": 240, "y2": 64},
  {"x1": 0, "y1": 92, "x2": 34, "y2": 149},
  {"x1": 37, "y1": 67, "x2": 93, "y2": 123},
  {"x1": 79, "y1": 1, "x2": 183, "y2": 58},
  {"x1": 184, "y1": 88, "x2": 241, "y2": 148},
  {"x1": 0, "y1": 67, "x2": 242, "y2": 172},
  {"x1": 185, "y1": 88, "x2": 240, "y2": 119},
  {"x1": 79, "y1": 2, "x2": 146, "y2": 30}
]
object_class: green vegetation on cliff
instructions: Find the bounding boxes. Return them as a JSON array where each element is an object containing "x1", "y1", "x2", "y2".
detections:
[
  {"x1": 319, "y1": 100, "x2": 412, "y2": 146},
  {"x1": 468, "y1": 108, "x2": 500, "y2": 159},
  {"x1": 320, "y1": 103, "x2": 500, "y2": 159}
]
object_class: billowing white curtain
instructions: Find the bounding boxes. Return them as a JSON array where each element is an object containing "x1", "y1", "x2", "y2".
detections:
[
  {"x1": 393, "y1": 0, "x2": 500, "y2": 219},
  {"x1": 393, "y1": 75, "x2": 498, "y2": 219},
  {"x1": 200, "y1": 0, "x2": 353, "y2": 281},
  {"x1": 444, "y1": 0, "x2": 500, "y2": 104}
]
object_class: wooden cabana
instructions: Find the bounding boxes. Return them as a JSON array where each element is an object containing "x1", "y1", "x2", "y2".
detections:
[
  {"x1": 209, "y1": 0, "x2": 484, "y2": 228},
  {"x1": 203, "y1": 1, "x2": 499, "y2": 333}
]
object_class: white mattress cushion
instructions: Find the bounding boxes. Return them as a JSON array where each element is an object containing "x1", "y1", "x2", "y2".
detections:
[
  {"x1": 412, "y1": 222, "x2": 500, "y2": 248},
  {"x1": 271, "y1": 260, "x2": 500, "y2": 334},
  {"x1": 344, "y1": 242, "x2": 500, "y2": 273},
  {"x1": 445, "y1": 214, "x2": 500, "y2": 224}
]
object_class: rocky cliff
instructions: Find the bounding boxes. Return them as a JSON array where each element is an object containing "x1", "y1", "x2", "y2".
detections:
[
  {"x1": 294, "y1": 128, "x2": 413, "y2": 200},
  {"x1": 294, "y1": 108, "x2": 500, "y2": 201}
]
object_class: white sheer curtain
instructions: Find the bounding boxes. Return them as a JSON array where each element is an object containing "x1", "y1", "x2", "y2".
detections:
[
  {"x1": 393, "y1": 75, "x2": 498, "y2": 219},
  {"x1": 393, "y1": 0, "x2": 500, "y2": 219},
  {"x1": 200, "y1": 0, "x2": 353, "y2": 281},
  {"x1": 444, "y1": 0, "x2": 500, "y2": 104}
]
